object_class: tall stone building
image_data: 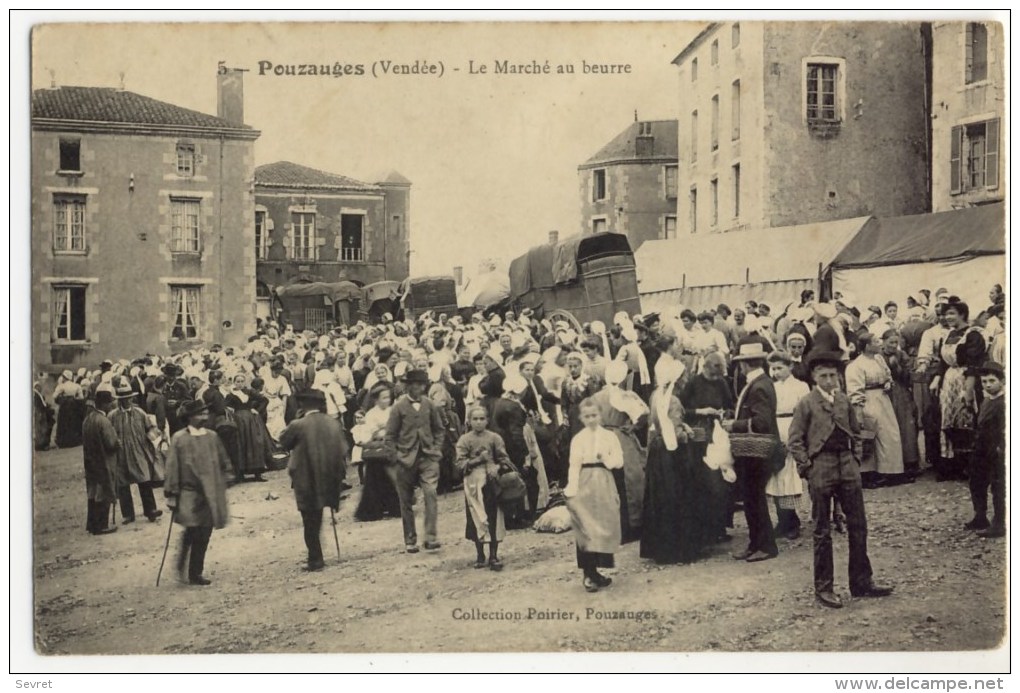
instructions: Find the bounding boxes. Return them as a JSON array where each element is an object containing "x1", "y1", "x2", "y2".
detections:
[
  {"x1": 930, "y1": 21, "x2": 1004, "y2": 212},
  {"x1": 31, "y1": 71, "x2": 260, "y2": 371},
  {"x1": 577, "y1": 119, "x2": 678, "y2": 249},
  {"x1": 253, "y1": 162, "x2": 411, "y2": 293},
  {"x1": 672, "y1": 21, "x2": 930, "y2": 234}
]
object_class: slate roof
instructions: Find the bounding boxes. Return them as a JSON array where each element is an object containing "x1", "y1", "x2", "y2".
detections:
[
  {"x1": 32, "y1": 86, "x2": 255, "y2": 132},
  {"x1": 581, "y1": 119, "x2": 678, "y2": 168},
  {"x1": 255, "y1": 161, "x2": 381, "y2": 193}
]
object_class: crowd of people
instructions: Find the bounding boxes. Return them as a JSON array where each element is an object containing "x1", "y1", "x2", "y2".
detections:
[{"x1": 34, "y1": 281, "x2": 1006, "y2": 602}]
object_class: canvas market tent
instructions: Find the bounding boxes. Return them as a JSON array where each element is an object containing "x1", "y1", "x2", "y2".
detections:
[
  {"x1": 457, "y1": 271, "x2": 511, "y2": 310},
  {"x1": 636, "y1": 217, "x2": 869, "y2": 314},
  {"x1": 828, "y1": 203, "x2": 1006, "y2": 311}
]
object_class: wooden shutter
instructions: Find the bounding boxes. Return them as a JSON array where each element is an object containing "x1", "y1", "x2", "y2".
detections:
[
  {"x1": 985, "y1": 119, "x2": 999, "y2": 190},
  {"x1": 950, "y1": 125, "x2": 963, "y2": 193},
  {"x1": 964, "y1": 24, "x2": 974, "y2": 83}
]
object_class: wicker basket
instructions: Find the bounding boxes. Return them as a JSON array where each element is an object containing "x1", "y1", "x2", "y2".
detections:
[{"x1": 729, "y1": 431, "x2": 777, "y2": 459}]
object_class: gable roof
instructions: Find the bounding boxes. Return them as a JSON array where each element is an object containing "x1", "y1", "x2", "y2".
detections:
[
  {"x1": 31, "y1": 86, "x2": 258, "y2": 138},
  {"x1": 254, "y1": 161, "x2": 381, "y2": 193},
  {"x1": 580, "y1": 120, "x2": 678, "y2": 168}
]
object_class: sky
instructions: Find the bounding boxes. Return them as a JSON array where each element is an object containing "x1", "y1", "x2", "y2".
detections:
[{"x1": 31, "y1": 20, "x2": 703, "y2": 278}]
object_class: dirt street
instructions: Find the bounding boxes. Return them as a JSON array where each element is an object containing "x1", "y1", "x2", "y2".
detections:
[{"x1": 32, "y1": 445, "x2": 1005, "y2": 655}]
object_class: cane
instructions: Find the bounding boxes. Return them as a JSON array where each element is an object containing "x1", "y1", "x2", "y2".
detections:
[
  {"x1": 330, "y1": 508, "x2": 341, "y2": 562},
  {"x1": 156, "y1": 509, "x2": 176, "y2": 586}
]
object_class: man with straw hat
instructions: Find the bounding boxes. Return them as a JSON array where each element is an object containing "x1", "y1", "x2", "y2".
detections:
[
  {"x1": 722, "y1": 342, "x2": 780, "y2": 563},
  {"x1": 110, "y1": 381, "x2": 164, "y2": 524}
]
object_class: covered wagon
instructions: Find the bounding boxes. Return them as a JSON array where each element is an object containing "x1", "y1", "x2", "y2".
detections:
[
  {"x1": 508, "y1": 232, "x2": 641, "y2": 326},
  {"x1": 274, "y1": 281, "x2": 363, "y2": 332}
]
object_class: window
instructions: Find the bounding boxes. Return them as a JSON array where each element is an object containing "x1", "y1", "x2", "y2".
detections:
[
  {"x1": 732, "y1": 23, "x2": 740, "y2": 48},
  {"x1": 170, "y1": 285, "x2": 201, "y2": 341},
  {"x1": 731, "y1": 80, "x2": 741, "y2": 140},
  {"x1": 689, "y1": 187, "x2": 698, "y2": 234},
  {"x1": 664, "y1": 165, "x2": 678, "y2": 199},
  {"x1": 592, "y1": 169, "x2": 607, "y2": 201},
  {"x1": 711, "y1": 95, "x2": 719, "y2": 151},
  {"x1": 59, "y1": 138, "x2": 81, "y2": 172},
  {"x1": 639, "y1": 121, "x2": 653, "y2": 136},
  {"x1": 951, "y1": 119, "x2": 1000, "y2": 193},
  {"x1": 51, "y1": 285, "x2": 87, "y2": 342},
  {"x1": 341, "y1": 214, "x2": 365, "y2": 262},
  {"x1": 170, "y1": 198, "x2": 201, "y2": 253},
  {"x1": 732, "y1": 164, "x2": 741, "y2": 218},
  {"x1": 690, "y1": 110, "x2": 698, "y2": 163},
  {"x1": 53, "y1": 194, "x2": 86, "y2": 252},
  {"x1": 965, "y1": 23, "x2": 988, "y2": 83},
  {"x1": 176, "y1": 143, "x2": 196, "y2": 177},
  {"x1": 290, "y1": 212, "x2": 316, "y2": 260},
  {"x1": 710, "y1": 177, "x2": 719, "y2": 227},
  {"x1": 806, "y1": 63, "x2": 840, "y2": 122},
  {"x1": 663, "y1": 215, "x2": 677, "y2": 240},
  {"x1": 592, "y1": 218, "x2": 608, "y2": 235},
  {"x1": 392, "y1": 214, "x2": 402, "y2": 237},
  {"x1": 255, "y1": 210, "x2": 267, "y2": 259},
  {"x1": 711, "y1": 39, "x2": 719, "y2": 66},
  {"x1": 691, "y1": 58, "x2": 698, "y2": 82}
]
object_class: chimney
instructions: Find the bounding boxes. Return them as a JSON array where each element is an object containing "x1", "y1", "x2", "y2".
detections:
[
  {"x1": 453, "y1": 266, "x2": 464, "y2": 286},
  {"x1": 217, "y1": 62, "x2": 245, "y2": 124},
  {"x1": 548, "y1": 230, "x2": 559, "y2": 246}
]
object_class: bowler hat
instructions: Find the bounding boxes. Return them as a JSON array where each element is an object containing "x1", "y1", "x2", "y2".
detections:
[
  {"x1": 178, "y1": 399, "x2": 209, "y2": 421},
  {"x1": 807, "y1": 350, "x2": 845, "y2": 371},
  {"x1": 402, "y1": 368, "x2": 429, "y2": 385},
  {"x1": 296, "y1": 388, "x2": 327, "y2": 408}
]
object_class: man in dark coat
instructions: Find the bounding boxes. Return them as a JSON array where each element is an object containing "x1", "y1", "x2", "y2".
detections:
[
  {"x1": 280, "y1": 389, "x2": 349, "y2": 571},
  {"x1": 164, "y1": 399, "x2": 231, "y2": 586},
  {"x1": 972, "y1": 361, "x2": 1006, "y2": 538},
  {"x1": 82, "y1": 390, "x2": 120, "y2": 535},
  {"x1": 109, "y1": 381, "x2": 163, "y2": 524},
  {"x1": 385, "y1": 369, "x2": 446, "y2": 553},
  {"x1": 788, "y1": 350, "x2": 893, "y2": 608},
  {"x1": 203, "y1": 369, "x2": 241, "y2": 484},
  {"x1": 722, "y1": 342, "x2": 780, "y2": 562}
]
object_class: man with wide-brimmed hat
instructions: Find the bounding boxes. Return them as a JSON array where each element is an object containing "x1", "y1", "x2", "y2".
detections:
[
  {"x1": 164, "y1": 399, "x2": 231, "y2": 586},
  {"x1": 722, "y1": 342, "x2": 780, "y2": 563},
  {"x1": 788, "y1": 350, "x2": 893, "y2": 608},
  {"x1": 82, "y1": 389, "x2": 120, "y2": 535},
  {"x1": 384, "y1": 368, "x2": 446, "y2": 553},
  {"x1": 280, "y1": 388, "x2": 348, "y2": 571},
  {"x1": 109, "y1": 381, "x2": 164, "y2": 524}
]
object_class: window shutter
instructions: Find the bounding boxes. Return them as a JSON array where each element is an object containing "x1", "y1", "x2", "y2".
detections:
[
  {"x1": 964, "y1": 24, "x2": 973, "y2": 83},
  {"x1": 950, "y1": 125, "x2": 962, "y2": 194},
  {"x1": 985, "y1": 118, "x2": 999, "y2": 190}
]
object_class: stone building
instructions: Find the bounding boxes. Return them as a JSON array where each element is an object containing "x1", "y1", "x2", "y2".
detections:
[
  {"x1": 930, "y1": 21, "x2": 1004, "y2": 212},
  {"x1": 31, "y1": 72, "x2": 260, "y2": 371},
  {"x1": 253, "y1": 162, "x2": 410, "y2": 294},
  {"x1": 672, "y1": 21, "x2": 930, "y2": 234},
  {"x1": 577, "y1": 119, "x2": 678, "y2": 249}
]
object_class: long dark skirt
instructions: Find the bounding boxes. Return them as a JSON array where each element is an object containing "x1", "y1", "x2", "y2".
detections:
[
  {"x1": 354, "y1": 459, "x2": 401, "y2": 521},
  {"x1": 640, "y1": 437, "x2": 705, "y2": 564},
  {"x1": 889, "y1": 382, "x2": 920, "y2": 471},
  {"x1": 55, "y1": 397, "x2": 86, "y2": 448},
  {"x1": 234, "y1": 409, "x2": 272, "y2": 475},
  {"x1": 688, "y1": 440, "x2": 734, "y2": 541}
]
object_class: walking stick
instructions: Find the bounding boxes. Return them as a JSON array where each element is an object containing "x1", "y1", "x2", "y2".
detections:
[
  {"x1": 330, "y1": 508, "x2": 341, "y2": 562},
  {"x1": 156, "y1": 509, "x2": 176, "y2": 586}
]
